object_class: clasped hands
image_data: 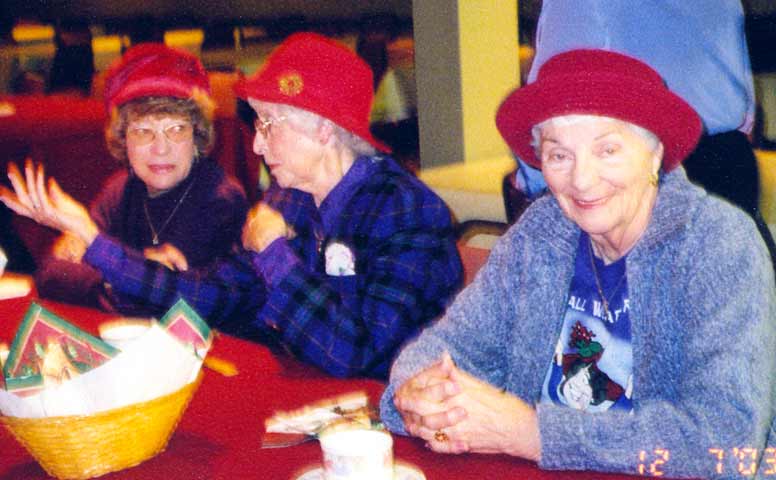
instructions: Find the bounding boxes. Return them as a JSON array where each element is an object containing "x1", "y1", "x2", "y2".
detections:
[{"x1": 393, "y1": 352, "x2": 542, "y2": 461}]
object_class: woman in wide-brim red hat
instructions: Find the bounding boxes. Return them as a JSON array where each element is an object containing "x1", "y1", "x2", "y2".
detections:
[
  {"x1": 384, "y1": 49, "x2": 776, "y2": 479},
  {"x1": 227, "y1": 32, "x2": 462, "y2": 378},
  {"x1": 0, "y1": 43, "x2": 247, "y2": 315}
]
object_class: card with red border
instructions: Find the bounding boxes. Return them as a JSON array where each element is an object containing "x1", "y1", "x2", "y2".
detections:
[
  {"x1": 3, "y1": 303, "x2": 119, "y2": 393},
  {"x1": 158, "y1": 298, "x2": 212, "y2": 357}
]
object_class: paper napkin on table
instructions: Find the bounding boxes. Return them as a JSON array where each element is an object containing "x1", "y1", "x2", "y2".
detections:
[
  {"x1": 0, "y1": 303, "x2": 119, "y2": 416},
  {"x1": 265, "y1": 391, "x2": 371, "y2": 435}
]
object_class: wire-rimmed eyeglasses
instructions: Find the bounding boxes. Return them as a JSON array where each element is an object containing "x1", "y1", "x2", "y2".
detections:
[
  {"x1": 254, "y1": 115, "x2": 287, "y2": 137},
  {"x1": 127, "y1": 123, "x2": 193, "y2": 145}
]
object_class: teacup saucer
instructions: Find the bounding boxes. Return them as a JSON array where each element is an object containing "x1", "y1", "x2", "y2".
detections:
[{"x1": 294, "y1": 461, "x2": 425, "y2": 480}]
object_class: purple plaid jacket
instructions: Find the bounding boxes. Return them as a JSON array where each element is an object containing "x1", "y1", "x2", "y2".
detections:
[{"x1": 84, "y1": 156, "x2": 462, "y2": 378}]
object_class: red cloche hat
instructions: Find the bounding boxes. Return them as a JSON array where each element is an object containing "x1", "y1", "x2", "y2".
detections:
[
  {"x1": 103, "y1": 43, "x2": 211, "y2": 112},
  {"x1": 234, "y1": 32, "x2": 391, "y2": 153},
  {"x1": 495, "y1": 49, "x2": 702, "y2": 172}
]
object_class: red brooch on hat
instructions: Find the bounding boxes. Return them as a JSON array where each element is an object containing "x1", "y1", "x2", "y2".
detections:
[{"x1": 234, "y1": 32, "x2": 391, "y2": 153}]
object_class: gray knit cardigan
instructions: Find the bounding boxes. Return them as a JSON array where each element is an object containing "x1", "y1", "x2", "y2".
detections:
[{"x1": 380, "y1": 167, "x2": 776, "y2": 479}]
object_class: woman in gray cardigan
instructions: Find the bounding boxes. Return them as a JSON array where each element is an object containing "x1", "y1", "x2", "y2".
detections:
[{"x1": 381, "y1": 49, "x2": 776, "y2": 479}]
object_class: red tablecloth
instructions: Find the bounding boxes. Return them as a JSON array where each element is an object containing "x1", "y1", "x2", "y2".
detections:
[{"x1": 0, "y1": 295, "x2": 646, "y2": 480}]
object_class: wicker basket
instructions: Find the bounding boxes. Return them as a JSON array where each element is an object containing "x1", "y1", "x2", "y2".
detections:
[{"x1": 0, "y1": 372, "x2": 203, "y2": 479}]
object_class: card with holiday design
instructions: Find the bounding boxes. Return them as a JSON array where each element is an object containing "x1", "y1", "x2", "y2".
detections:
[
  {"x1": 158, "y1": 298, "x2": 212, "y2": 358},
  {"x1": 3, "y1": 303, "x2": 119, "y2": 394}
]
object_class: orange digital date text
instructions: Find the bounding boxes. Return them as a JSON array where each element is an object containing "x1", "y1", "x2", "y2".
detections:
[{"x1": 636, "y1": 447, "x2": 776, "y2": 477}]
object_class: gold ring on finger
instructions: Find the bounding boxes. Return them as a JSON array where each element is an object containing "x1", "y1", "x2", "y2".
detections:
[{"x1": 434, "y1": 430, "x2": 448, "y2": 443}]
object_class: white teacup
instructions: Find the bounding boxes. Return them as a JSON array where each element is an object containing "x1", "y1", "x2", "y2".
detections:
[
  {"x1": 319, "y1": 428, "x2": 393, "y2": 480},
  {"x1": 99, "y1": 318, "x2": 151, "y2": 350}
]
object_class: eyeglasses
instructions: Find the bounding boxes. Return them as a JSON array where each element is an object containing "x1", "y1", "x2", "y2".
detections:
[
  {"x1": 254, "y1": 115, "x2": 287, "y2": 137},
  {"x1": 127, "y1": 123, "x2": 193, "y2": 145}
]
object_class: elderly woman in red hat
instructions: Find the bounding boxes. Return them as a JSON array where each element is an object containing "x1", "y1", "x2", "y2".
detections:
[
  {"x1": 0, "y1": 43, "x2": 247, "y2": 314},
  {"x1": 1, "y1": 33, "x2": 461, "y2": 379},
  {"x1": 381, "y1": 49, "x2": 776, "y2": 477},
  {"x1": 227, "y1": 32, "x2": 462, "y2": 377}
]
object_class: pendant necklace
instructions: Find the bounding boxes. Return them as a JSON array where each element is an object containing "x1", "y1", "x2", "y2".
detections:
[
  {"x1": 143, "y1": 176, "x2": 197, "y2": 245},
  {"x1": 588, "y1": 239, "x2": 626, "y2": 321}
]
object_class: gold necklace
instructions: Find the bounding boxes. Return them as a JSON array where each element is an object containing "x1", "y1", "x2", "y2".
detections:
[
  {"x1": 143, "y1": 177, "x2": 197, "y2": 245},
  {"x1": 587, "y1": 239, "x2": 626, "y2": 321}
]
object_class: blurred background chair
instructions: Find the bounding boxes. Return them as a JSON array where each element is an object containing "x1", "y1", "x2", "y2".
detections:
[
  {"x1": 502, "y1": 168, "x2": 532, "y2": 226},
  {"x1": 164, "y1": 28, "x2": 204, "y2": 57},
  {"x1": 457, "y1": 242, "x2": 491, "y2": 287},
  {"x1": 7, "y1": 21, "x2": 54, "y2": 94},
  {"x1": 47, "y1": 19, "x2": 94, "y2": 95}
]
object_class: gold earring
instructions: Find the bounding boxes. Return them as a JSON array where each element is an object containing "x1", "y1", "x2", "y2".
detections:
[{"x1": 649, "y1": 171, "x2": 659, "y2": 187}]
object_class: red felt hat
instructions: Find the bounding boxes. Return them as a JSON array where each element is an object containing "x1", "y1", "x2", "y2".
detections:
[
  {"x1": 495, "y1": 49, "x2": 702, "y2": 172},
  {"x1": 234, "y1": 32, "x2": 390, "y2": 153},
  {"x1": 103, "y1": 43, "x2": 211, "y2": 112}
]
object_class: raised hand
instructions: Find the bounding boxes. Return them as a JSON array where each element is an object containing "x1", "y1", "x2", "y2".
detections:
[
  {"x1": 0, "y1": 160, "x2": 99, "y2": 245},
  {"x1": 0, "y1": 161, "x2": 38, "y2": 218}
]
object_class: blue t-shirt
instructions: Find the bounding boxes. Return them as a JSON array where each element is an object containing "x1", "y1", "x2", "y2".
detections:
[
  {"x1": 540, "y1": 233, "x2": 633, "y2": 412},
  {"x1": 514, "y1": 0, "x2": 754, "y2": 199}
]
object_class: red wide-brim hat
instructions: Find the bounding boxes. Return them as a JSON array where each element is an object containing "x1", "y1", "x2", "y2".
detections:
[
  {"x1": 496, "y1": 49, "x2": 702, "y2": 172},
  {"x1": 103, "y1": 43, "x2": 211, "y2": 112},
  {"x1": 234, "y1": 32, "x2": 391, "y2": 153}
]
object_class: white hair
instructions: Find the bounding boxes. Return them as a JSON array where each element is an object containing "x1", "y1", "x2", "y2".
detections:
[{"x1": 530, "y1": 114, "x2": 661, "y2": 158}]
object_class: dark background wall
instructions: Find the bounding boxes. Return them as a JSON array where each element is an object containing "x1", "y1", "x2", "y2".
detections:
[
  {"x1": 2, "y1": 1, "x2": 775, "y2": 73},
  {"x1": 3, "y1": 0, "x2": 412, "y2": 23}
]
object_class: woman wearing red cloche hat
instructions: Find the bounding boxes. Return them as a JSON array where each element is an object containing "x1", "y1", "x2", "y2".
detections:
[{"x1": 0, "y1": 44, "x2": 247, "y2": 315}]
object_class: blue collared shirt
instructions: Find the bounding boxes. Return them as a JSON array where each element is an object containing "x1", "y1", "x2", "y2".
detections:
[
  {"x1": 515, "y1": 0, "x2": 755, "y2": 198},
  {"x1": 529, "y1": 0, "x2": 754, "y2": 135}
]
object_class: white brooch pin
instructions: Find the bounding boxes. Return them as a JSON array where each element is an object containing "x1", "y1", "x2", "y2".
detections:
[
  {"x1": 325, "y1": 241, "x2": 356, "y2": 276},
  {"x1": 0, "y1": 247, "x2": 7, "y2": 276}
]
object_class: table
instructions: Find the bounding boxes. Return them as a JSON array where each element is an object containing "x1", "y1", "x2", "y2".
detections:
[{"x1": 0, "y1": 294, "x2": 646, "y2": 480}]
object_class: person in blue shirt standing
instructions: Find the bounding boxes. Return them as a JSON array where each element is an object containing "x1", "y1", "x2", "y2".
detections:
[{"x1": 512, "y1": 1, "x2": 774, "y2": 260}]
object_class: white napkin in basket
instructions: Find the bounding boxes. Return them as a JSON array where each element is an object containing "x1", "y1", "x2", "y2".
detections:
[{"x1": 0, "y1": 323, "x2": 204, "y2": 418}]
